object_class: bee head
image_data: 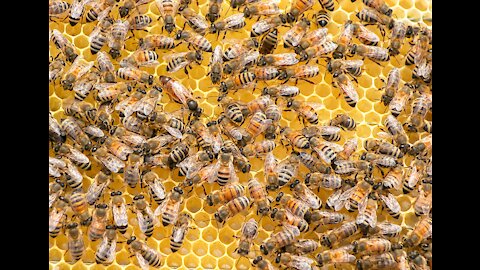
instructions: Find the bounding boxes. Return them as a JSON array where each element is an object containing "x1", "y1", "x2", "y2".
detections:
[
  {"x1": 253, "y1": 256, "x2": 262, "y2": 265},
  {"x1": 187, "y1": 99, "x2": 199, "y2": 111},
  {"x1": 275, "y1": 191, "x2": 284, "y2": 202},
  {"x1": 270, "y1": 208, "x2": 278, "y2": 219}
]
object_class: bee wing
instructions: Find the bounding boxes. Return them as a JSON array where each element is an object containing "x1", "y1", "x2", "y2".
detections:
[
  {"x1": 102, "y1": 153, "x2": 125, "y2": 173},
  {"x1": 134, "y1": 95, "x2": 158, "y2": 116},
  {"x1": 344, "y1": 59, "x2": 365, "y2": 69},
  {"x1": 274, "y1": 53, "x2": 299, "y2": 66},
  {"x1": 319, "y1": 126, "x2": 341, "y2": 135},
  {"x1": 377, "y1": 131, "x2": 393, "y2": 141},
  {"x1": 49, "y1": 192, "x2": 59, "y2": 208},
  {"x1": 65, "y1": 161, "x2": 83, "y2": 184},
  {"x1": 337, "y1": 77, "x2": 359, "y2": 102},
  {"x1": 137, "y1": 210, "x2": 150, "y2": 233},
  {"x1": 358, "y1": 195, "x2": 369, "y2": 213},
  {"x1": 49, "y1": 208, "x2": 64, "y2": 232},
  {"x1": 162, "y1": 51, "x2": 190, "y2": 61},
  {"x1": 211, "y1": 134, "x2": 223, "y2": 154},
  {"x1": 86, "y1": 180, "x2": 108, "y2": 205},
  {"x1": 282, "y1": 223, "x2": 300, "y2": 237},
  {"x1": 305, "y1": 28, "x2": 328, "y2": 42},
  {"x1": 210, "y1": 46, "x2": 223, "y2": 66},
  {"x1": 278, "y1": 85, "x2": 299, "y2": 96},
  {"x1": 321, "y1": 141, "x2": 344, "y2": 152},
  {"x1": 172, "y1": 224, "x2": 187, "y2": 243},
  {"x1": 189, "y1": 15, "x2": 209, "y2": 31},
  {"x1": 113, "y1": 204, "x2": 128, "y2": 227},
  {"x1": 336, "y1": 187, "x2": 355, "y2": 211},
  {"x1": 290, "y1": 255, "x2": 315, "y2": 269},
  {"x1": 67, "y1": 146, "x2": 91, "y2": 165},
  {"x1": 252, "y1": 20, "x2": 272, "y2": 34},
  {"x1": 49, "y1": 165, "x2": 62, "y2": 178},
  {"x1": 294, "y1": 185, "x2": 321, "y2": 209},
  {"x1": 135, "y1": 252, "x2": 150, "y2": 270},
  {"x1": 154, "y1": 198, "x2": 168, "y2": 217},
  {"x1": 224, "y1": 13, "x2": 245, "y2": 29},
  {"x1": 376, "y1": 222, "x2": 402, "y2": 235},
  {"x1": 380, "y1": 193, "x2": 401, "y2": 214},
  {"x1": 161, "y1": 125, "x2": 182, "y2": 139},
  {"x1": 89, "y1": 25, "x2": 102, "y2": 43},
  {"x1": 171, "y1": 81, "x2": 193, "y2": 105},
  {"x1": 264, "y1": 152, "x2": 277, "y2": 174},
  {"x1": 151, "y1": 179, "x2": 167, "y2": 201},
  {"x1": 145, "y1": 205, "x2": 158, "y2": 225},
  {"x1": 229, "y1": 161, "x2": 239, "y2": 183}
]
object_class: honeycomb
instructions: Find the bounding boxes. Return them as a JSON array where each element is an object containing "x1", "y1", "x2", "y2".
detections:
[{"x1": 49, "y1": 0, "x2": 432, "y2": 269}]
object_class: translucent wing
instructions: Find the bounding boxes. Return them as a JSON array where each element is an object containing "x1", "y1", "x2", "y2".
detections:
[
  {"x1": 380, "y1": 193, "x2": 401, "y2": 214},
  {"x1": 294, "y1": 185, "x2": 321, "y2": 209},
  {"x1": 296, "y1": 65, "x2": 319, "y2": 77},
  {"x1": 154, "y1": 198, "x2": 168, "y2": 216},
  {"x1": 172, "y1": 224, "x2": 187, "y2": 242},
  {"x1": 137, "y1": 211, "x2": 150, "y2": 233},
  {"x1": 356, "y1": 24, "x2": 380, "y2": 43},
  {"x1": 229, "y1": 161, "x2": 239, "y2": 183},
  {"x1": 113, "y1": 204, "x2": 128, "y2": 227},
  {"x1": 66, "y1": 146, "x2": 90, "y2": 165},
  {"x1": 376, "y1": 222, "x2": 402, "y2": 236},
  {"x1": 224, "y1": 13, "x2": 245, "y2": 29},
  {"x1": 210, "y1": 46, "x2": 223, "y2": 66},
  {"x1": 70, "y1": 56, "x2": 94, "y2": 79},
  {"x1": 105, "y1": 239, "x2": 116, "y2": 263},
  {"x1": 162, "y1": 125, "x2": 182, "y2": 139},
  {"x1": 171, "y1": 81, "x2": 192, "y2": 105},
  {"x1": 321, "y1": 141, "x2": 344, "y2": 152},
  {"x1": 134, "y1": 94, "x2": 159, "y2": 117},
  {"x1": 49, "y1": 208, "x2": 64, "y2": 232},
  {"x1": 284, "y1": 25, "x2": 306, "y2": 47},
  {"x1": 162, "y1": 51, "x2": 190, "y2": 61},
  {"x1": 290, "y1": 255, "x2": 315, "y2": 269},
  {"x1": 377, "y1": 131, "x2": 393, "y2": 141},
  {"x1": 358, "y1": 195, "x2": 369, "y2": 213},
  {"x1": 89, "y1": 26, "x2": 102, "y2": 43},
  {"x1": 86, "y1": 179, "x2": 109, "y2": 205},
  {"x1": 211, "y1": 134, "x2": 222, "y2": 154},
  {"x1": 136, "y1": 252, "x2": 150, "y2": 270},
  {"x1": 343, "y1": 59, "x2": 364, "y2": 69},
  {"x1": 305, "y1": 102, "x2": 324, "y2": 111},
  {"x1": 189, "y1": 16, "x2": 209, "y2": 32},
  {"x1": 49, "y1": 192, "x2": 59, "y2": 208},
  {"x1": 252, "y1": 19, "x2": 272, "y2": 34},
  {"x1": 283, "y1": 223, "x2": 301, "y2": 236},
  {"x1": 264, "y1": 152, "x2": 277, "y2": 175},
  {"x1": 336, "y1": 187, "x2": 355, "y2": 211},
  {"x1": 278, "y1": 85, "x2": 299, "y2": 96},
  {"x1": 98, "y1": 153, "x2": 125, "y2": 173},
  {"x1": 150, "y1": 179, "x2": 167, "y2": 201},
  {"x1": 338, "y1": 77, "x2": 359, "y2": 103},
  {"x1": 65, "y1": 161, "x2": 83, "y2": 185},
  {"x1": 304, "y1": 28, "x2": 328, "y2": 42}
]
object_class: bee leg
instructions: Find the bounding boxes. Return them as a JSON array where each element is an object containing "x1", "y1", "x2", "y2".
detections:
[
  {"x1": 302, "y1": 79, "x2": 315, "y2": 84},
  {"x1": 184, "y1": 66, "x2": 189, "y2": 76},
  {"x1": 201, "y1": 184, "x2": 207, "y2": 196}
]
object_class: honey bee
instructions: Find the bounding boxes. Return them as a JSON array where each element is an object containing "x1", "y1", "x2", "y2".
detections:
[
  {"x1": 332, "y1": 159, "x2": 372, "y2": 176},
  {"x1": 49, "y1": 179, "x2": 66, "y2": 208},
  {"x1": 92, "y1": 146, "x2": 125, "y2": 173},
  {"x1": 206, "y1": 182, "x2": 245, "y2": 206},
  {"x1": 275, "y1": 252, "x2": 315, "y2": 269},
  {"x1": 56, "y1": 143, "x2": 91, "y2": 170},
  {"x1": 251, "y1": 14, "x2": 286, "y2": 37},
  {"x1": 213, "y1": 195, "x2": 250, "y2": 224},
  {"x1": 361, "y1": 152, "x2": 399, "y2": 168},
  {"x1": 362, "y1": 0, "x2": 393, "y2": 16},
  {"x1": 286, "y1": 99, "x2": 324, "y2": 125},
  {"x1": 265, "y1": 103, "x2": 282, "y2": 123},
  {"x1": 333, "y1": 20, "x2": 355, "y2": 59},
  {"x1": 104, "y1": 136, "x2": 133, "y2": 161},
  {"x1": 285, "y1": 0, "x2": 314, "y2": 23},
  {"x1": 164, "y1": 51, "x2": 203, "y2": 74},
  {"x1": 158, "y1": 75, "x2": 201, "y2": 116},
  {"x1": 280, "y1": 127, "x2": 310, "y2": 149},
  {"x1": 222, "y1": 139, "x2": 251, "y2": 173},
  {"x1": 307, "y1": 210, "x2": 345, "y2": 230},
  {"x1": 283, "y1": 239, "x2": 319, "y2": 255},
  {"x1": 210, "y1": 13, "x2": 246, "y2": 36},
  {"x1": 175, "y1": 30, "x2": 213, "y2": 52},
  {"x1": 96, "y1": 51, "x2": 115, "y2": 83},
  {"x1": 302, "y1": 125, "x2": 342, "y2": 142},
  {"x1": 86, "y1": 0, "x2": 115, "y2": 22},
  {"x1": 290, "y1": 179, "x2": 321, "y2": 209},
  {"x1": 356, "y1": 192, "x2": 379, "y2": 235},
  {"x1": 270, "y1": 207, "x2": 309, "y2": 232},
  {"x1": 190, "y1": 120, "x2": 217, "y2": 154},
  {"x1": 66, "y1": 222, "x2": 85, "y2": 262},
  {"x1": 406, "y1": 33, "x2": 430, "y2": 66},
  {"x1": 320, "y1": 221, "x2": 359, "y2": 248},
  {"x1": 139, "y1": 34, "x2": 176, "y2": 50},
  {"x1": 259, "y1": 28, "x2": 278, "y2": 55},
  {"x1": 305, "y1": 172, "x2": 342, "y2": 190},
  {"x1": 275, "y1": 192, "x2": 310, "y2": 219},
  {"x1": 119, "y1": 0, "x2": 151, "y2": 18},
  {"x1": 210, "y1": 152, "x2": 237, "y2": 186},
  {"x1": 374, "y1": 221, "x2": 402, "y2": 238},
  {"x1": 117, "y1": 67, "x2": 154, "y2": 85},
  {"x1": 408, "y1": 134, "x2": 432, "y2": 159},
  {"x1": 88, "y1": 203, "x2": 108, "y2": 241},
  {"x1": 260, "y1": 224, "x2": 300, "y2": 255},
  {"x1": 148, "y1": 110, "x2": 186, "y2": 137},
  {"x1": 379, "y1": 192, "x2": 401, "y2": 219},
  {"x1": 155, "y1": 186, "x2": 184, "y2": 226},
  {"x1": 295, "y1": 28, "x2": 329, "y2": 54},
  {"x1": 83, "y1": 124, "x2": 107, "y2": 144},
  {"x1": 242, "y1": 140, "x2": 276, "y2": 157},
  {"x1": 388, "y1": 84, "x2": 412, "y2": 117},
  {"x1": 132, "y1": 194, "x2": 157, "y2": 237},
  {"x1": 381, "y1": 166, "x2": 403, "y2": 190},
  {"x1": 208, "y1": 46, "x2": 223, "y2": 84},
  {"x1": 120, "y1": 50, "x2": 159, "y2": 68},
  {"x1": 262, "y1": 85, "x2": 299, "y2": 99},
  {"x1": 49, "y1": 0, "x2": 70, "y2": 18},
  {"x1": 283, "y1": 18, "x2": 310, "y2": 48},
  {"x1": 132, "y1": 87, "x2": 162, "y2": 121},
  {"x1": 142, "y1": 171, "x2": 167, "y2": 204},
  {"x1": 337, "y1": 138, "x2": 358, "y2": 160},
  {"x1": 62, "y1": 98, "x2": 97, "y2": 123},
  {"x1": 338, "y1": 179, "x2": 374, "y2": 211},
  {"x1": 155, "y1": 0, "x2": 180, "y2": 32},
  {"x1": 408, "y1": 251, "x2": 429, "y2": 270},
  {"x1": 293, "y1": 151, "x2": 331, "y2": 174},
  {"x1": 315, "y1": 9, "x2": 330, "y2": 27},
  {"x1": 164, "y1": 134, "x2": 196, "y2": 168},
  {"x1": 69, "y1": 0, "x2": 90, "y2": 26},
  {"x1": 265, "y1": 154, "x2": 297, "y2": 189},
  {"x1": 95, "y1": 225, "x2": 117, "y2": 265},
  {"x1": 49, "y1": 57, "x2": 66, "y2": 83},
  {"x1": 352, "y1": 23, "x2": 380, "y2": 46},
  {"x1": 108, "y1": 19, "x2": 130, "y2": 59},
  {"x1": 128, "y1": 14, "x2": 153, "y2": 31},
  {"x1": 127, "y1": 236, "x2": 163, "y2": 268},
  {"x1": 405, "y1": 92, "x2": 432, "y2": 132},
  {"x1": 110, "y1": 191, "x2": 128, "y2": 234},
  {"x1": 356, "y1": 7, "x2": 393, "y2": 30},
  {"x1": 328, "y1": 114, "x2": 356, "y2": 131},
  {"x1": 121, "y1": 153, "x2": 141, "y2": 188},
  {"x1": 403, "y1": 159, "x2": 425, "y2": 194},
  {"x1": 316, "y1": 245, "x2": 356, "y2": 267},
  {"x1": 176, "y1": 150, "x2": 212, "y2": 178},
  {"x1": 62, "y1": 159, "x2": 84, "y2": 189},
  {"x1": 388, "y1": 20, "x2": 408, "y2": 55},
  {"x1": 349, "y1": 44, "x2": 390, "y2": 63},
  {"x1": 223, "y1": 50, "x2": 259, "y2": 75},
  {"x1": 49, "y1": 196, "x2": 68, "y2": 238},
  {"x1": 247, "y1": 177, "x2": 270, "y2": 215},
  {"x1": 356, "y1": 250, "x2": 406, "y2": 270},
  {"x1": 235, "y1": 218, "x2": 259, "y2": 257},
  {"x1": 243, "y1": 1, "x2": 280, "y2": 18},
  {"x1": 86, "y1": 171, "x2": 111, "y2": 205},
  {"x1": 379, "y1": 67, "x2": 400, "y2": 105},
  {"x1": 170, "y1": 213, "x2": 193, "y2": 252},
  {"x1": 206, "y1": 0, "x2": 223, "y2": 23},
  {"x1": 414, "y1": 179, "x2": 432, "y2": 216},
  {"x1": 379, "y1": 114, "x2": 409, "y2": 150},
  {"x1": 364, "y1": 139, "x2": 404, "y2": 159},
  {"x1": 334, "y1": 72, "x2": 360, "y2": 107},
  {"x1": 181, "y1": 7, "x2": 209, "y2": 35},
  {"x1": 242, "y1": 111, "x2": 272, "y2": 142},
  {"x1": 61, "y1": 56, "x2": 94, "y2": 90},
  {"x1": 278, "y1": 65, "x2": 320, "y2": 84},
  {"x1": 119, "y1": 113, "x2": 151, "y2": 135},
  {"x1": 61, "y1": 117, "x2": 92, "y2": 150},
  {"x1": 70, "y1": 188, "x2": 92, "y2": 226}
]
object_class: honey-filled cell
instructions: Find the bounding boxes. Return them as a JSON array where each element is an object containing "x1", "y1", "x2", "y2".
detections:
[{"x1": 49, "y1": 0, "x2": 432, "y2": 269}]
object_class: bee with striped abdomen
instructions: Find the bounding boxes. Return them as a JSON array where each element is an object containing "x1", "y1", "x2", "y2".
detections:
[
  {"x1": 155, "y1": 186, "x2": 184, "y2": 226},
  {"x1": 155, "y1": 0, "x2": 181, "y2": 32},
  {"x1": 290, "y1": 179, "x2": 321, "y2": 209},
  {"x1": 244, "y1": 1, "x2": 281, "y2": 18},
  {"x1": 139, "y1": 34, "x2": 176, "y2": 50},
  {"x1": 380, "y1": 67, "x2": 400, "y2": 106},
  {"x1": 333, "y1": 20, "x2": 355, "y2": 59},
  {"x1": 242, "y1": 140, "x2": 276, "y2": 157},
  {"x1": 327, "y1": 59, "x2": 364, "y2": 78},
  {"x1": 110, "y1": 191, "x2": 128, "y2": 234},
  {"x1": 379, "y1": 114, "x2": 409, "y2": 151},
  {"x1": 252, "y1": 256, "x2": 275, "y2": 270},
  {"x1": 210, "y1": 13, "x2": 246, "y2": 37},
  {"x1": 116, "y1": 67, "x2": 154, "y2": 85},
  {"x1": 259, "y1": 28, "x2": 278, "y2": 55},
  {"x1": 89, "y1": 14, "x2": 114, "y2": 55},
  {"x1": 305, "y1": 172, "x2": 342, "y2": 190},
  {"x1": 49, "y1": 57, "x2": 66, "y2": 83},
  {"x1": 86, "y1": 0, "x2": 115, "y2": 23},
  {"x1": 70, "y1": 188, "x2": 92, "y2": 226},
  {"x1": 92, "y1": 146, "x2": 125, "y2": 173},
  {"x1": 302, "y1": 125, "x2": 342, "y2": 142},
  {"x1": 333, "y1": 159, "x2": 372, "y2": 177},
  {"x1": 96, "y1": 51, "x2": 115, "y2": 83},
  {"x1": 414, "y1": 179, "x2": 432, "y2": 216},
  {"x1": 260, "y1": 224, "x2": 300, "y2": 255},
  {"x1": 158, "y1": 76, "x2": 201, "y2": 116},
  {"x1": 388, "y1": 20, "x2": 408, "y2": 55},
  {"x1": 316, "y1": 245, "x2": 356, "y2": 267},
  {"x1": 280, "y1": 127, "x2": 310, "y2": 149},
  {"x1": 334, "y1": 73, "x2": 359, "y2": 107},
  {"x1": 315, "y1": 10, "x2": 330, "y2": 27},
  {"x1": 49, "y1": 113, "x2": 66, "y2": 145},
  {"x1": 362, "y1": 0, "x2": 392, "y2": 16},
  {"x1": 123, "y1": 153, "x2": 142, "y2": 188},
  {"x1": 56, "y1": 144, "x2": 91, "y2": 170},
  {"x1": 361, "y1": 152, "x2": 399, "y2": 168},
  {"x1": 108, "y1": 19, "x2": 130, "y2": 59},
  {"x1": 275, "y1": 253, "x2": 315, "y2": 270},
  {"x1": 206, "y1": 0, "x2": 223, "y2": 22},
  {"x1": 286, "y1": 99, "x2": 323, "y2": 125},
  {"x1": 132, "y1": 194, "x2": 157, "y2": 238},
  {"x1": 49, "y1": 196, "x2": 68, "y2": 238},
  {"x1": 164, "y1": 51, "x2": 203, "y2": 74},
  {"x1": 251, "y1": 15, "x2": 286, "y2": 37},
  {"x1": 403, "y1": 216, "x2": 432, "y2": 247},
  {"x1": 235, "y1": 218, "x2": 259, "y2": 257},
  {"x1": 405, "y1": 91, "x2": 432, "y2": 132},
  {"x1": 349, "y1": 44, "x2": 390, "y2": 63},
  {"x1": 295, "y1": 28, "x2": 329, "y2": 54},
  {"x1": 86, "y1": 171, "x2": 111, "y2": 205},
  {"x1": 206, "y1": 182, "x2": 245, "y2": 206},
  {"x1": 94, "y1": 82, "x2": 132, "y2": 103},
  {"x1": 68, "y1": 0, "x2": 90, "y2": 26},
  {"x1": 181, "y1": 7, "x2": 209, "y2": 35},
  {"x1": 374, "y1": 221, "x2": 402, "y2": 238},
  {"x1": 353, "y1": 22, "x2": 380, "y2": 46},
  {"x1": 142, "y1": 170, "x2": 167, "y2": 204},
  {"x1": 127, "y1": 236, "x2": 163, "y2": 268},
  {"x1": 170, "y1": 213, "x2": 193, "y2": 252},
  {"x1": 248, "y1": 178, "x2": 271, "y2": 215},
  {"x1": 66, "y1": 222, "x2": 85, "y2": 262},
  {"x1": 61, "y1": 56, "x2": 94, "y2": 90},
  {"x1": 284, "y1": 239, "x2": 319, "y2": 255},
  {"x1": 88, "y1": 203, "x2": 108, "y2": 241},
  {"x1": 408, "y1": 134, "x2": 432, "y2": 159},
  {"x1": 381, "y1": 166, "x2": 403, "y2": 190},
  {"x1": 356, "y1": 250, "x2": 407, "y2": 270},
  {"x1": 49, "y1": 179, "x2": 66, "y2": 209},
  {"x1": 208, "y1": 46, "x2": 223, "y2": 84},
  {"x1": 120, "y1": 50, "x2": 159, "y2": 68},
  {"x1": 270, "y1": 207, "x2": 309, "y2": 232},
  {"x1": 379, "y1": 192, "x2": 401, "y2": 219},
  {"x1": 95, "y1": 225, "x2": 117, "y2": 265},
  {"x1": 214, "y1": 195, "x2": 250, "y2": 224},
  {"x1": 275, "y1": 192, "x2": 310, "y2": 219},
  {"x1": 49, "y1": 0, "x2": 70, "y2": 19},
  {"x1": 321, "y1": 221, "x2": 359, "y2": 248},
  {"x1": 278, "y1": 65, "x2": 320, "y2": 84},
  {"x1": 283, "y1": 18, "x2": 310, "y2": 48},
  {"x1": 128, "y1": 14, "x2": 153, "y2": 31},
  {"x1": 176, "y1": 30, "x2": 213, "y2": 52},
  {"x1": 285, "y1": 0, "x2": 314, "y2": 23}
]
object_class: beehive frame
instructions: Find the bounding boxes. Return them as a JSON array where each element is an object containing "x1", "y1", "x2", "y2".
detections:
[{"x1": 49, "y1": 0, "x2": 432, "y2": 269}]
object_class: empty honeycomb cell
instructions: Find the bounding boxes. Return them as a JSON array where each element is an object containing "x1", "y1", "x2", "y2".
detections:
[
  {"x1": 357, "y1": 99, "x2": 372, "y2": 113},
  {"x1": 358, "y1": 75, "x2": 373, "y2": 89},
  {"x1": 218, "y1": 256, "x2": 235, "y2": 269},
  {"x1": 356, "y1": 124, "x2": 372, "y2": 138},
  {"x1": 74, "y1": 35, "x2": 89, "y2": 50},
  {"x1": 366, "y1": 86, "x2": 382, "y2": 103},
  {"x1": 201, "y1": 254, "x2": 217, "y2": 269},
  {"x1": 210, "y1": 241, "x2": 226, "y2": 257},
  {"x1": 366, "y1": 62, "x2": 382, "y2": 78},
  {"x1": 178, "y1": 243, "x2": 192, "y2": 256},
  {"x1": 71, "y1": 263, "x2": 88, "y2": 270},
  {"x1": 202, "y1": 226, "x2": 218, "y2": 242},
  {"x1": 219, "y1": 229, "x2": 235, "y2": 246},
  {"x1": 115, "y1": 250, "x2": 131, "y2": 266},
  {"x1": 192, "y1": 240, "x2": 209, "y2": 257},
  {"x1": 315, "y1": 82, "x2": 332, "y2": 98},
  {"x1": 50, "y1": 248, "x2": 63, "y2": 262},
  {"x1": 184, "y1": 253, "x2": 200, "y2": 268},
  {"x1": 125, "y1": 265, "x2": 140, "y2": 270},
  {"x1": 194, "y1": 212, "x2": 212, "y2": 229},
  {"x1": 228, "y1": 214, "x2": 247, "y2": 230},
  {"x1": 166, "y1": 252, "x2": 183, "y2": 268},
  {"x1": 415, "y1": 0, "x2": 429, "y2": 11}
]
